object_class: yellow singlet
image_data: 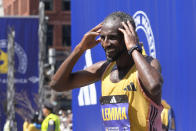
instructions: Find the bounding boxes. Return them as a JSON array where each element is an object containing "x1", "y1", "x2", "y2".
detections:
[{"x1": 101, "y1": 62, "x2": 163, "y2": 131}]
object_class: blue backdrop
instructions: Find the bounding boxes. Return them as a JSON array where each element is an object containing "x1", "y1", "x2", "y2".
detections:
[
  {"x1": 0, "y1": 17, "x2": 39, "y2": 130},
  {"x1": 72, "y1": 0, "x2": 196, "y2": 131}
]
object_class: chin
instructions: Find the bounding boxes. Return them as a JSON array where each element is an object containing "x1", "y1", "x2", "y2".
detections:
[
  {"x1": 107, "y1": 56, "x2": 118, "y2": 62},
  {"x1": 106, "y1": 49, "x2": 126, "y2": 62},
  {"x1": 107, "y1": 58, "x2": 114, "y2": 62}
]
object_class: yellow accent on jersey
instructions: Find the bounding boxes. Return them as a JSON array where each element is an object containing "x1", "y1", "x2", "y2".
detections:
[
  {"x1": 161, "y1": 100, "x2": 176, "y2": 129},
  {"x1": 101, "y1": 62, "x2": 162, "y2": 131},
  {"x1": 161, "y1": 100, "x2": 170, "y2": 127},
  {"x1": 0, "y1": 49, "x2": 8, "y2": 74},
  {"x1": 142, "y1": 45, "x2": 147, "y2": 56}
]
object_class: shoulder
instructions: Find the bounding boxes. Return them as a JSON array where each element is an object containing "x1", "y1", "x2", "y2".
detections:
[
  {"x1": 97, "y1": 61, "x2": 110, "y2": 73},
  {"x1": 91, "y1": 60, "x2": 110, "y2": 70},
  {"x1": 85, "y1": 60, "x2": 110, "y2": 76}
]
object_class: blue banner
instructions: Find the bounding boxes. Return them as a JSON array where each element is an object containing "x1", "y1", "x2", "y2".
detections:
[
  {"x1": 0, "y1": 17, "x2": 39, "y2": 130},
  {"x1": 72, "y1": 0, "x2": 196, "y2": 131}
]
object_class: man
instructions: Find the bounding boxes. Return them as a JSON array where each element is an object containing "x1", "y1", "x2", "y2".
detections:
[
  {"x1": 41, "y1": 102, "x2": 60, "y2": 131},
  {"x1": 50, "y1": 11, "x2": 163, "y2": 131}
]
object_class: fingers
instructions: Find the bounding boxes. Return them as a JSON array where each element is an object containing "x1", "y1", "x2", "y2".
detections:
[
  {"x1": 121, "y1": 21, "x2": 130, "y2": 33},
  {"x1": 118, "y1": 21, "x2": 138, "y2": 47},
  {"x1": 91, "y1": 22, "x2": 103, "y2": 32},
  {"x1": 120, "y1": 21, "x2": 136, "y2": 36},
  {"x1": 118, "y1": 27, "x2": 126, "y2": 34},
  {"x1": 127, "y1": 21, "x2": 135, "y2": 35},
  {"x1": 97, "y1": 28, "x2": 101, "y2": 33},
  {"x1": 88, "y1": 32, "x2": 100, "y2": 36}
]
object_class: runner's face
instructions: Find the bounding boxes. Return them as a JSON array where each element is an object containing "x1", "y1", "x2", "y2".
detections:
[
  {"x1": 100, "y1": 18, "x2": 126, "y2": 62},
  {"x1": 42, "y1": 107, "x2": 50, "y2": 117}
]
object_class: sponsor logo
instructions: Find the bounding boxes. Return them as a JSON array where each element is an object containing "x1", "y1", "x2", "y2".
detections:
[
  {"x1": 0, "y1": 39, "x2": 38, "y2": 84},
  {"x1": 110, "y1": 96, "x2": 117, "y2": 104},
  {"x1": 133, "y1": 11, "x2": 156, "y2": 58},
  {"x1": 0, "y1": 39, "x2": 27, "y2": 74},
  {"x1": 123, "y1": 82, "x2": 137, "y2": 91},
  {"x1": 78, "y1": 49, "x2": 97, "y2": 106},
  {"x1": 28, "y1": 76, "x2": 39, "y2": 83}
]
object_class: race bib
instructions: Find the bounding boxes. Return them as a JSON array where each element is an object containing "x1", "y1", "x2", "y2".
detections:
[{"x1": 100, "y1": 95, "x2": 130, "y2": 131}]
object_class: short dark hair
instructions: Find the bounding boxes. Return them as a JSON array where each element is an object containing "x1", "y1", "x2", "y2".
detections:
[
  {"x1": 43, "y1": 102, "x2": 53, "y2": 113},
  {"x1": 104, "y1": 11, "x2": 136, "y2": 30}
]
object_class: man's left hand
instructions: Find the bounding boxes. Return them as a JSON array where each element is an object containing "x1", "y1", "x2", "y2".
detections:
[{"x1": 118, "y1": 21, "x2": 138, "y2": 50}]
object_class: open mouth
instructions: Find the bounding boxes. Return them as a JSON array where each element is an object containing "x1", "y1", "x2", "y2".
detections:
[
  {"x1": 106, "y1": 49, "x2": 115, "y2": 53},
  {"x1": 106, "y1": 49, "x2": 116, "y2": 54}
]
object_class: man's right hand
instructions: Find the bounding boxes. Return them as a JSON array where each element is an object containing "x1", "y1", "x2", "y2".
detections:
[
  {"x1": 78, "y1": 23, "x2": 102, "y2": 51},
  {"x1": 50, "y1": 22, "x2": 107, "y2": 92}
]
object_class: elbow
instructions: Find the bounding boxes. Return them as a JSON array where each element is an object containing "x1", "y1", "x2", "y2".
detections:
[
  {"x1": 149, "y1": 78, "x2": 163, "y2": 96},
  {"x1": 49, "y1": 80, "x2": 70, "y2": 92},
  {"x1": 49, "y1": 80, "x2": 60, "y2": 91}
]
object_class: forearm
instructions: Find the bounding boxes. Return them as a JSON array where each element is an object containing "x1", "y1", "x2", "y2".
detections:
[
  {"x1": 132, "y1": 50, "x2": 163, "y2": 96},
  {"x1": 50, "y1": 44, "x2": 85, "y2": 91}
]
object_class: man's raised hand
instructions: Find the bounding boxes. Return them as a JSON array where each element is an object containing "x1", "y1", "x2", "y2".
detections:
[
  {"x1": 79, "y1": 23, "x2": 103, "y2": 51},
  {"x1": 118, "y1": 21, "x2": 138, "y2": 50}
]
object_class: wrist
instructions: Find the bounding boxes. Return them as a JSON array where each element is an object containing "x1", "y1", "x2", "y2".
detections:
[
  {"x1": 76, "y1": 44, "x2": 86, "y2": 54},
  {"x1": 127, "y1": 44, "x2": 142, "y2": 56}
]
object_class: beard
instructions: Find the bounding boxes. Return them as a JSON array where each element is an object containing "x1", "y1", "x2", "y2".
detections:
[{"x1": 106, "y1": 48, "x2": 126, "y2": 62}]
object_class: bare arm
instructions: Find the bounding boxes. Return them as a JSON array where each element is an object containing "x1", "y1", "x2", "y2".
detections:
[
  {"x1": 50, "y1": 23, "x2": 108, "y2": 91},
  {"x1": 119, "y1": 21, "x2": 163, "y2": 104},
  {"x1": 132, "y1": 53, "x2": 163, "y2": 104}
]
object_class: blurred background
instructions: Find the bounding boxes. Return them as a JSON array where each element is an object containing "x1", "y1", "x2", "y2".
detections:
[{"x1": 0, "y1": 0, "x2": 72, "y2": 130}]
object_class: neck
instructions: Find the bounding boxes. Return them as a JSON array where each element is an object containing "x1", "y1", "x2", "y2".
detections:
[{"x1": 115, "y1": 52, "x2": 134, "y2": 71}]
